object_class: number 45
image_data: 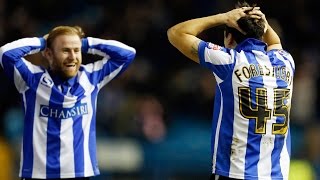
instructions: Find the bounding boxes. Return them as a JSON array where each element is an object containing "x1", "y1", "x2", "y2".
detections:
[{"x1": 238, "y1": 87, "x2": 290, "y2": 135}]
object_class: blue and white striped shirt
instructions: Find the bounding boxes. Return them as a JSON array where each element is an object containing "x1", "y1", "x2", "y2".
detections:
[
  {"x1": 0, "y1": 37, "x2": 136, "y2": 179},
  {"x1": 198, "y1": 38, "x2": 295, "y2": 180}
]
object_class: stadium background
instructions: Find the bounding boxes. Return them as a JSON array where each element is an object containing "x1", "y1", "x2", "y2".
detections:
[{"x1": 0, "y1": 0, "x2": 319, "y2": 179}]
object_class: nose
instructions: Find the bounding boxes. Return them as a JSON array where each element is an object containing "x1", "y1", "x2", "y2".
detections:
[{"x1": 68, "y1": 51, "x2": 76, "y2": 59}]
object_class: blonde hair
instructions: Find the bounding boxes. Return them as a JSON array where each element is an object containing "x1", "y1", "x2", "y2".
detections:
[{"x1": 46, "y1": 26, "x2": 85, "y2": 48}]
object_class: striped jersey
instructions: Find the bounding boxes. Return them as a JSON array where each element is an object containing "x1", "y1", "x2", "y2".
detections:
[
  {"x1": 0, "y1": 37, "x2": 136, "y2": 179},
  {"x1": 198, "y1": 38, "x2": 295, "y2": 179}
]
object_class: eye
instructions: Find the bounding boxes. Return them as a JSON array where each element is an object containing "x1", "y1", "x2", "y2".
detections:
[{"x1": 62, "y1": 48, "x2": 69, "y2": 53}]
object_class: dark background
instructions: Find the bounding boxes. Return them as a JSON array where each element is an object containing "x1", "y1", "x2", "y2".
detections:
[{"x1": 0, "y1": 0, "x2": 319, "y2": 179}]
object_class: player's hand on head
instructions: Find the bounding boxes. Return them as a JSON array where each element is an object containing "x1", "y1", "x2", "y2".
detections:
[
  {"x1": 224, "y1": 7, "x2": 253, "y2": 34},
  {"x1": 247, "y1": 8, "x2": 268, "y2": 33}
]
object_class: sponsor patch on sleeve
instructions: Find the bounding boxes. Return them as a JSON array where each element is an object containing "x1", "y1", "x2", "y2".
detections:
[{"x1": 207, "y1": 43, "x2": 222, "y2": 50}]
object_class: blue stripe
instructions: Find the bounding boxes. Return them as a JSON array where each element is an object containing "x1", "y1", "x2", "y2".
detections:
[
  {"x1": 244, "y1": 52, "x2": 263, "y2": 178},
  {"x1": 211, "y1": 84, "x2": 221, "y2": 155},
  {"x1": 286, "y1": 128, "x2": 291, "y2": 156},
  {"x1": 72, "y1": 86, "x2": 85, "y2": 177},
  {"x1": 89, "y1": 43, "x2": 135, "y2": 82},
  {"x1": 198, "y1": 41, "x2": 207, "y2": 66},
  {"x1": 2, "y1": 48, "x2": 31, "y2": 81},
  {"x1": 89, "y1": 87, "x2": 99, "y2": 174},
  {"x1": 270, "y1": 58, "x2": 288, "y2": 179},
  {"x1": 46, "y1": 86, "x2": 64, "y2": 178},
  {"x1": 215, "y1": 75, "x2": 234, "y2": 176},
  {"x1": 21, "y1": 75, "x2": 42, "y2": 177},
  {"x1": 1, "y1": 39, "x2": 45, "y2": 81}
]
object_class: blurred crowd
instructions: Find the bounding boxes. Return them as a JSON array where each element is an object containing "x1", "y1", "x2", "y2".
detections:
[{"x1": 0, "y1": 0, "x2": 320, "y2": 179}]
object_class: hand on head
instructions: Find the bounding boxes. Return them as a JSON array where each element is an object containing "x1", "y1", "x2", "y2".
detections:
[
  {"x1": 224, "y1": 6, "x2": 265, "y2": 34},
  {"x1": 247, "y1": 8, "x2": 268, "y2": 33}
]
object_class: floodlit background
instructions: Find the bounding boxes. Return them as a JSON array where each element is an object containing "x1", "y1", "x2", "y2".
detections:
[{"x1": 0, "y1": 0, "x2": 319, "y2": 179}]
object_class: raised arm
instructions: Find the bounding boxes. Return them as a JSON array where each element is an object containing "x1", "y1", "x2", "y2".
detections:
[
  {"x1": 167, "y1": 7, "x2": 252, "y2": 64},
  {"x1": 81, "y1": 37, "x2": 136, "y2": 88},
  {"x1": 82, "y1": 37, "x2": 136, "y2": 63},
  {"x1": 263, "y1": 23, "x2": 282, "y2": 51},
  {"x1": 0, "y1": 37, "x2": 46, "y2": 80},
  {"x1": 248, "y1": 9, "x2": 282, "y2": 51}
]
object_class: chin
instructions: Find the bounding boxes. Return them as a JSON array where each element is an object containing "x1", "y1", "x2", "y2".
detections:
[{"x1": 62, "y1": 71, "x2": 78, "y2": 79}]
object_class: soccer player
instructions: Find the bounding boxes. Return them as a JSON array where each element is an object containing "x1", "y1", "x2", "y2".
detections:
[
  {"x1": 167, "y1": 1, "x2": 295, "y2": 180},
  {"x1": 0, "y1": 26, "x2": 136, "y2": 180}
]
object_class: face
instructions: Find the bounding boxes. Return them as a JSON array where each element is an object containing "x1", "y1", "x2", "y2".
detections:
[{"x1": 46, "y1": 34, "x2": 82, "y2": 79}]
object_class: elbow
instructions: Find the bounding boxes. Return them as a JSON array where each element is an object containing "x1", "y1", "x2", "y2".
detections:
[
  {"x1": 127, "y1": 50, "x2": 136, "y2": 61},
  {"x1": 167, "y1": 27, "x2": 175, "y2": 44},
  {"x1": 123, "y1": 48, "x2": 136, "y2": 62},
  {"x1": 167, "y1": 26, "x2": 179, "y2": 46}
]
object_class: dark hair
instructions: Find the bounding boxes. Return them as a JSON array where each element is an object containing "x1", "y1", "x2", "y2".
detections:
[{"x1": 225, "y1": 1, "x2": 265, "y2": 43}]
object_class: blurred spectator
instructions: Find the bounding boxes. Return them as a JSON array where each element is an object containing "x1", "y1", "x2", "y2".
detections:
[{"x1": 134, "y1": 95, "x2": 166, "y2": 143}]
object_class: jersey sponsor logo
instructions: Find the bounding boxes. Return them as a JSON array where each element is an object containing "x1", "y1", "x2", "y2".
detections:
[
  {"x1": 39, "y1": 103, "x2": 88, "y2": 119},
  {"x1": 40, "y1": 75, "x2": 54, "y2": 88},
  {"x1": 208, "y1": 43, "x2": 222, "y2": 50}
]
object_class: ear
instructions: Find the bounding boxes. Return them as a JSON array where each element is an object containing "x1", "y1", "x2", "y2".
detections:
[
  {"x1": 42, "y1": 48, "x2": 53, "y2": 65},
  {"x1": 225, "y1": 33, "x2": 236, "y2": 48},
  {"x1": 42, "y1": 48, "x2": 51, "y2": 58}
]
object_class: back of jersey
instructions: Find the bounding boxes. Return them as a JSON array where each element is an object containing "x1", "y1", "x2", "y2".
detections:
[{"x1": 198, "y1": 39, "x2": 295, "y2": 179}]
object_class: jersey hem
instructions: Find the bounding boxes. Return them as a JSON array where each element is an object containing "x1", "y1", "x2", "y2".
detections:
[
  {"x1": 20, "y1": 171, "x2": 100, "y2": 179},
  {"x1": 214, "y1": 169, "x2": 287, "y2": 180}
]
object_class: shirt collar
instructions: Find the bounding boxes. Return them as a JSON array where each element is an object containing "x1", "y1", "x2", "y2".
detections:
[{"x1": 234, "y1": 38, "x2": 267, "y2": 53}]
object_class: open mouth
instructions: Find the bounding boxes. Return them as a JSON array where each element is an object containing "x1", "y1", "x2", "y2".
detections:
[{"x1": 65, "y1": 64, "x2": 76, "y2": 67}]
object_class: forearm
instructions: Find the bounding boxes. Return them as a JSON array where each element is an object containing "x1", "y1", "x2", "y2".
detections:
[
  {"x1": 169, "y1": 13, "x2": 227, "y2": 37},
  {"x1": 167, "y1": 13, "x2": 227, "y2": 62},
  {"x1": 82, "y1": 37, "x2": 136, "y2": 62},
  {"x1": 0, "y1": 37, "x2": 45, "y2": 68},
  {"x1": 263, "y1": 24, "x2": 282, "y2": 50}
]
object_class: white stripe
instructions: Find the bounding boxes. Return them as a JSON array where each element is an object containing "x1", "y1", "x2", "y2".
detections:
[
  {"x1": 19, "y1": 90, "x2": 29, "y2": 176},
  {"x1": 229, "y1": 52, "x2": 250, "y2": 178},
  {"x1": 88, "y1": 37, "x2": 136, "y2": 53},
  {"x1": 211, "y1": 74, "x2": 223, "y2": 173},
  {"x1": 256, "y1": 55, "x2": 276, "y2": 179},
  {"x1": 22, "y1": 58, "x2": 43, "y2": 74},
  {"x1": 19, "y1": 135, "x2": 24, "y2": 177},
  {"x1": 98, "y1": 63, "x2": 123, "y2": 89},
  {"x1": 0, "y1": 38, "x2": 41, "y2": 68},
  {"x1": 59, "y1": 89, "x2": 77, "y2": 177},
  {"x1": 279, "y1": 133, "x2": 290, "y2": 179},
  {"x1": 82, "y1": 60, "x2": 123, "y2": 90},
  {"x1": 205, "y1": 47, "x2": 233, "y2": 65},
  {"x1": 212, "y1": 71, "x2": 223, "y2": 173},
  {"x1": 14, "y1": 66, "x2": 28, "y2": 93},
  {"x1": 32, "y1": 77, "x2": 51, "y2": 178},
  {"x1": 277, "y1": 56, "x2": 292, "y2": 179},
  {"x1": 60, "y1": 117, "x2": 75, "y2": 178},
  {"x1": 0, "y1": 38, "x2": 42, "y2": 54},
  {"x1": 78, "y1": 73, "x2": 95, "y2": 176},
  {"x1": 82, "y1": 59, "x2": 108, "y2": 73}
]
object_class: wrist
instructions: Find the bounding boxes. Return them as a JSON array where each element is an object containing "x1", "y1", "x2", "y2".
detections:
[
  {"x1": 81, "y1": 38, "x2": 89, "y2": 53},
  {"x1": 218, "y1": 13, "x2": 229, "y2": 24}
]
